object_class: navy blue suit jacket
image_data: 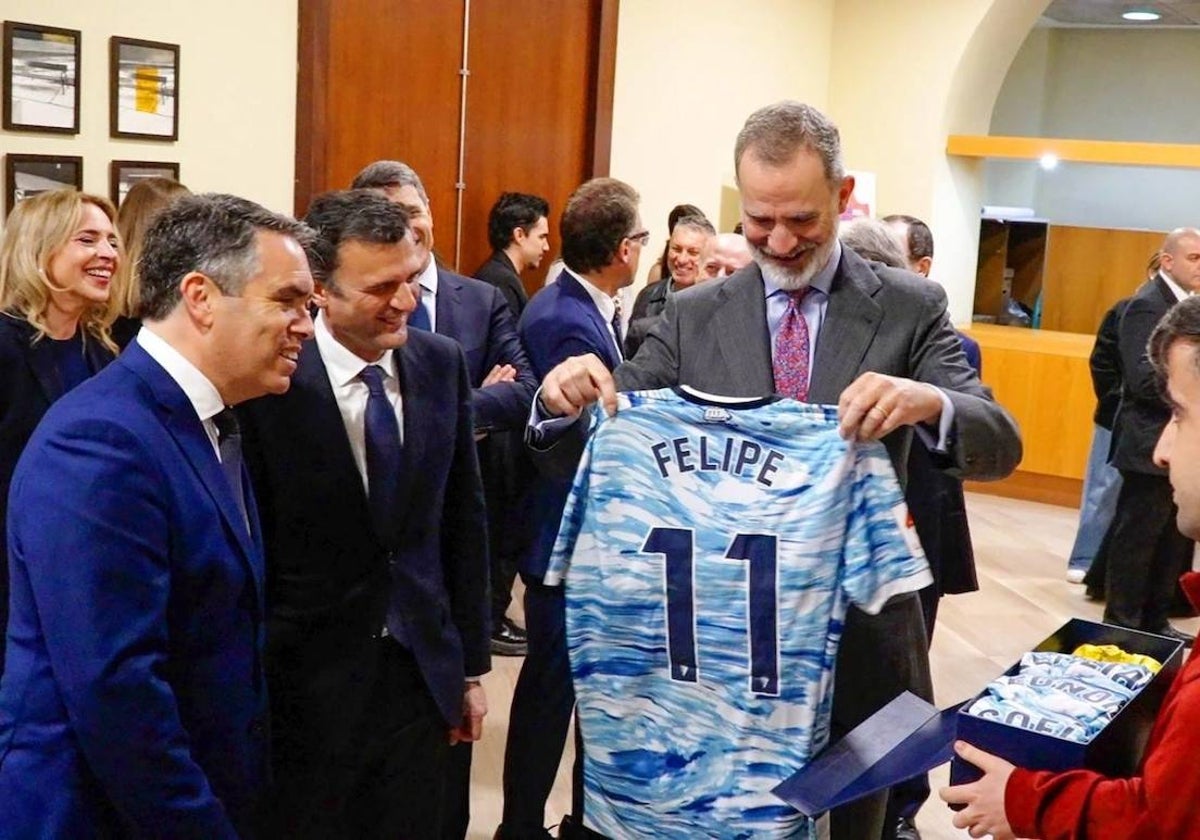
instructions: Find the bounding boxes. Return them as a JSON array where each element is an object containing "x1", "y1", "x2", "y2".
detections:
[
  {"x1": 0, "y1": 340, "x2": 267, "y2": 838},
  {"x1": 239, "y1": 328, "x2": 490, "y2": 732},
  {"x1": 434, "y1": 267, "x2": 536, "y2": 432},
  {"x1": 0, "y1": 314, "x2": 112, "y2": 669},
  {"x1": 517, "y1": 271, "x2": 622, "y2": 580}
]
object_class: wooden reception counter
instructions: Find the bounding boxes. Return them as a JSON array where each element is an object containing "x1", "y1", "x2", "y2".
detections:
[{"x1": 959, "y1": 324, "x2": 1094, "y2": 508}]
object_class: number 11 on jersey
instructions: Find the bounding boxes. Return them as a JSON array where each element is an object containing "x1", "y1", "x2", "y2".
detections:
[{"x1": 642, "y1": 527, "x2": 780, "y2": 696}]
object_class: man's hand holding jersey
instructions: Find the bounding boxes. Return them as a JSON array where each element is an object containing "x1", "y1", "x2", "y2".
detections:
[{"x1": 537, "y1": 353, "x2": 943, "y2": 443}]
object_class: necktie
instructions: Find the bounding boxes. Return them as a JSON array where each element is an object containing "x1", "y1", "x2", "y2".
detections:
[
  {"x1": 409, "y1": 291, "x2": 431, "y2": 331},
  {"x1": 611, "y1": 297, "x2": 625, "y2": 358},
  {"x1": 360, "y1": 364, "x2": 402, "y2": 547},
  {"x1": 213, "y1": 408, "x2": 250, "y2": 533},
  {"x1": 773, "y1": 288, "x2": 813, "y2": 401}
]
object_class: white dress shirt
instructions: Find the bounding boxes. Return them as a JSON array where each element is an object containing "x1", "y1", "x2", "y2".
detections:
[
  {"x1": 314, "y1": 312, "x2": 405, "y2": 495},
  {"x1": 137, "y1": 327, "x2": 227, "y2": 460}
]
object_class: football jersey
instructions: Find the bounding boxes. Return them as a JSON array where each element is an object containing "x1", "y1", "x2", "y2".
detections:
[{"x1": 545, "y1": 388, "x2": 932, "y2": 839}]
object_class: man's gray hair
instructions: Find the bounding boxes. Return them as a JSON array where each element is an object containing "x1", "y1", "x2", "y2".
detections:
[
  {"x1": 138, "y1": 193, "x2": 312, "y2": 321},
  {"x1": 673, "y1": 214, "x2": 716, "y2": 237},
  {"x1": 734, "y1": 101, "x2": 845, "y2": 185},
  {"x1": 838, "y1": 218, "x2": 908, "y2": 270},
  {"x1": 350, "y1": 160, "x2": 430, "y2": 208}
]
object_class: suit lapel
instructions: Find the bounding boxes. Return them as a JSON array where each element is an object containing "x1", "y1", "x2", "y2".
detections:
[
  {"x1": 559, "y1": 273, "x2": 621, "y2": 368},
  {"x1": 809, "y1": 251, "x2": 883, "y2": 404},
  {"x1": 120, "y1": 343, "x2": 264, "y2": 602},
  {"x1": 712, "y1": 268, "x2": 776, "y2": 395},
  {"x1": 435, "y1": 268, "x2": 461, "y2": 341},
  {"x1": 392, "y1": 341, "x2": 425, "y2": 523},
  {"x1": 24, "y1": 338, "x2": 64, "y2": 405}
]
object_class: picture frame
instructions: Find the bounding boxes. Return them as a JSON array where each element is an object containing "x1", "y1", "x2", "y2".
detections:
[
  {"x1": 2, "y1": 21, "x2": 82, "y2": 134},
  {"x1": 110, "y1": 160, "x2": 181, "y2": 207},
  {"x1": 5, "y1": 153, "x2": 83, "y2": 217},
  {"x1": 110, "y1": 36, "x2": 179, "y2": 140}
]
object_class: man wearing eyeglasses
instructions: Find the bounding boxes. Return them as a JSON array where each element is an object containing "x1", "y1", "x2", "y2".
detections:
[{"x1": 496, "y1": 177, "x2": 646, "y2": 840}]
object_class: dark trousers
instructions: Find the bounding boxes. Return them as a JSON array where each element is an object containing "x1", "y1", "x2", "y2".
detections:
[
  {"x1": 442, "y1": 743, "x2": 472, "y2": 840},
  {"x1": 501, "y1": 580, "x2": 577, "y2": 836},
  {"x1": 481, "y1": 432, "x2": 535, "y2": 628},
  {"x1": 830, "y1": 595, "x2": 933, "y2": 840},
  {"x1": 1104, "y1": 471, "x2": 1193, "y2": 631},
  {"x1": 267, "y1": 639, "x2": 450, "y2": 839}
]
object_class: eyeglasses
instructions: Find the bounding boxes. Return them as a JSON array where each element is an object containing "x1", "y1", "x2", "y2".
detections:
[{"x1": 626, "y1": 230, "x2": 651, "y2": 246}]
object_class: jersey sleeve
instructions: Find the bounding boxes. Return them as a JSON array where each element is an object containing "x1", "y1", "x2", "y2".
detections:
[{"x1": 840, "y1": 443, "x2": 933, "y2": 614}]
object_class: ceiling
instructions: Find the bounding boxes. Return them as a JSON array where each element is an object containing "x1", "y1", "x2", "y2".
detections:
[{"x1": 1041, "y1": 0, "x2": 1200, "y2": 26}]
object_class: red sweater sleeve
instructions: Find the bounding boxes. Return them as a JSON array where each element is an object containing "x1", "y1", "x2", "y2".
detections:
[{"x1": 1004, "y1": 658, "x2": 1200, "y2": 839}]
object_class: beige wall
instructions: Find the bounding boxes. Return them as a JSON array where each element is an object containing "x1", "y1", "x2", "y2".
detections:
[
  {"x1": 827, "y1": 0, "x2": 1049, "y2": 323},
  {"x1": 0, "y1": 0, "x2": 297, "y2": 216},
  {"x1": 609, "y1": 0, "x2": 835, "y2": 286}
]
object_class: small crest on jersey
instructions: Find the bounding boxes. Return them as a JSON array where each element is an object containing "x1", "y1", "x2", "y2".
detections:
[
  {"x1": 702, "y1": 407, "x2": 733, "y2": 424},
  {"x1": 892, "y1": 502, "x2": 924, "y2": 558}
]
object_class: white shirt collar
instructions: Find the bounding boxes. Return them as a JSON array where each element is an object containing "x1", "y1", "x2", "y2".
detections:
[
  {"x1": 565, "y1": 266, "x2": 618, "y2": 321},
  {"x1": 136, "y1": 326, "x2": 226, "y2": 421},
  {"x1": 1160, "y1": 270, "x2": 1191, "y2": 303},
  {"x1": 418, "y1": 255, "x2": 439, "y2": 296},
  {"x1": 314, "y1": 311, "x2": 397, "y2": 386}
]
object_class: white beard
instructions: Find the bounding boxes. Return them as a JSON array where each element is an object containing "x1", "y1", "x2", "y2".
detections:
[{"x1": 752, "y1": 237, "x2": 835, "y2": 291}]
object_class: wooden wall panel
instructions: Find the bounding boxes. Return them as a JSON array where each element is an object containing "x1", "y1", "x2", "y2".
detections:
[
  {"x1": 1040, "y1": 225, "x2": 1166, "y2": 335},
  {"x1": 962, "y1": 324, "x2": 1094, "y2": 482},
  {"x1": 460, "y1": 1, "x2": 604, "y2": 281},
  {"x1": 296, "y1": 0, "x2": 617, "y2": 278}
]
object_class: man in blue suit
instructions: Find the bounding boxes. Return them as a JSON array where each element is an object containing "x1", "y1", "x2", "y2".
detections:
[
  {"x1": 239, "y1": 190, "x2": 490, "y2": 838},
  {"x1": 0, "y1": 194, "x2": 316, "y2": 838},
  {"x1": 498, "y1": 177, "x2": 647, "y2": 840}
]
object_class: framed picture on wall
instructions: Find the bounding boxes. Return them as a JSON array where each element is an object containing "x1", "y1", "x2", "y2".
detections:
[
  {"x1": 110, "y1": 160, "x2": 180, "y2": 206},
  {"x1": 110, "y1": 36, "x2": 179, "y2": 140},
  {"x1": 5, "y1": 153, "x2": 83, "y2": 217},
  {"x1": 2, "y1": 21, "x2": 82, "y2": 134}
]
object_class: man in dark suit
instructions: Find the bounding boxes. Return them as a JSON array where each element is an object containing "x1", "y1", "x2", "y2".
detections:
[
  {"x1": 240, "y1": 190, "x2": 490, "y2": 838},
  {"x1": 473, "y1": 191, "x2": 551, "y2": 319},
  {"x1": 1103, "y1": 228, "x2": 1200, "y2": 644},
  {"x1": 535, "y1": 102, "x2": 1021, "y2": 840},
  {"x1": 625, "y1": 213, "x2": 715, "y2": 357},
  {"x1": 498, "y1": 177, "x2": 646, "y2": 840},
  {"x1": 351, "y1": 162, "x2": 538, "y2": 840},
  {"x1": 873, "y1": 213, "x2": 981, "y2": 840},
  {"x1": 0, "y1": 194, "x2": 315, "y2": 837}
]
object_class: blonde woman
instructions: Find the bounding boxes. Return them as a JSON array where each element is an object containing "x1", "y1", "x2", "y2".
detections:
[
  {"x1": 0, "y1": 189, "x2": 121, "y2": 667},
  {"x1": 112, "y1": 177, "x2": 190, "y2": 347}
]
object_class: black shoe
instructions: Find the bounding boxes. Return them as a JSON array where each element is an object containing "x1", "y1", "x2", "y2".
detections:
[
  {"x1": 491, "y1": 618, "x2": 528, "y2": 656},
  {"x1": 893, "y1": 816, "x2": 922, "y2": 840},
  {"x1": 1146, "y1": 625, "x2": 1195, "y2": 647},
  {"x1": 493, "y1": 827, "x2": 553, "y2": 840}
]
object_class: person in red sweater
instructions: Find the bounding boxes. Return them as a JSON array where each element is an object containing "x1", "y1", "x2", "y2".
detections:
[{"x1": 940, "y1": 294, "x2": 1200, "y2": 840}]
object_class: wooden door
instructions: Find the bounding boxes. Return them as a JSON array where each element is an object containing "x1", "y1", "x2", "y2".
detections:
[{"x1": 296, "y1": 0, "x2": 617, "y2": 284}]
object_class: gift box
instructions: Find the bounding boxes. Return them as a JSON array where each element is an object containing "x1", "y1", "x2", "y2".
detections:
[{"x1": 774, "y1": 618, "x2": 1186, "y2": 817}]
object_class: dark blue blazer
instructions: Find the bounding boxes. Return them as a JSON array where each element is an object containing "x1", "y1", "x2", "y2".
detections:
[
  {"x1": 0, "y1": 314, "x2": 113, "y2": 669},
  {"x1": 238, "y1": 328, "x2": 490, "y2": 732},
  {"x1": 517, "y1": 270, "x2": 623, "y2": 580},
  {"x1": 434, "y1": 267, "x2": 536, "y2": 432},
  {"x1": 0, "y1": 340, "x2": 267, "y2": 838}
]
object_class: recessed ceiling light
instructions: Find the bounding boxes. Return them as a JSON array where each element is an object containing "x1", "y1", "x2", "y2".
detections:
[
  {"x1": 1122, "y1": 10, "x2": 1162, "y2": 21},
  {"x1": 1039, "y1": 153, "x2": 1059, "y2": 171}
]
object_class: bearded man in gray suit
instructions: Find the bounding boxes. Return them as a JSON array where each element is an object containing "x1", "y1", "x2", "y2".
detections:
[{"x1": 534, "y1": 101, "x2": 1021, "y2": 840}]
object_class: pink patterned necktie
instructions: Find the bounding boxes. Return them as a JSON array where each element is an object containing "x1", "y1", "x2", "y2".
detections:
[{"x1": 773, "y1": 288, "x2": 812, "y2": 401}]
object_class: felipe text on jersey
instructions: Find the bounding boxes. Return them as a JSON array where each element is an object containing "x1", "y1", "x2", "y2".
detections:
[{"x1": 649, "y1": 434, "x2": 787, "y2": 488}]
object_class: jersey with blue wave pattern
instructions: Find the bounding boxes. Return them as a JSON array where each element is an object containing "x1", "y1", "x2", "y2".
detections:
[{"x1": 545, "y1": 389, "x2": 932, "y2": 839}]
